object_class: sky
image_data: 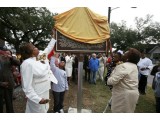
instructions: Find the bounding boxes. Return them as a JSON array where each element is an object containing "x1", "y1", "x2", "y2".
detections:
[
  {"x1": 48, "y1": 6, "x2": 160, "y2": 29},
  {"x1": 1, "y1": 0, "x2": 160, "y2": 29}
]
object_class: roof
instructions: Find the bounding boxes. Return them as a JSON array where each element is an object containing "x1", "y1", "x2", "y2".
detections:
[
  {"x1": 53, "y1": 7, "x2": 110, "y2": 44},
  {"x1": 144, "y1": 44, "x2": 160, "y2": 53},
  {"x1": 148, "y1": 45, "x2": 160, "y2": 53}
]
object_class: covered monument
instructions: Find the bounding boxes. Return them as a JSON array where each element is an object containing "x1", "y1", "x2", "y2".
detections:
[
  {"x1": 53, "y1": 7, "x2": 111, "y2": 113},
  {"x1": 53, "y1": 7, "x2": 110, "y2": 52}
]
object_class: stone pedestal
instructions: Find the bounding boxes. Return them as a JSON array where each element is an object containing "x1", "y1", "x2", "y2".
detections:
[{"x1": 68, "y1": 107, "x2": 92, "y2": 113}]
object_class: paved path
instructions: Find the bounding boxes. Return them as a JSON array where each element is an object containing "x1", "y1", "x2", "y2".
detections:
[{"x1": 147, "y1": 75, "x2": 154, "y2": 86}]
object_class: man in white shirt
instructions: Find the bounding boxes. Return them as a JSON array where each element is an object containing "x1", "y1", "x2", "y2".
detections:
[{"x1": 137, "y1": 51, "x2": 153, "y2": 95}]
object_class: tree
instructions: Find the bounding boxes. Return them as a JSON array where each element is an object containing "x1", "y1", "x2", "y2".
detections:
[
  {"x1": 134, "y1": 14, "x2": 154, "y2": 43},
  {"x1": 0, "y1": 7, "x2": 55, "y2": 52},
  {"x1": 142, "y1": 22, "x2": 160, "y2": 44},
  {"x1": 134, "y1": 14, "x2": 160, "y2": 51},
  {"x1": 110, "y1": 14, "x2": 160, "y2": 51},
  {"x1": 110, "y1": 21, "x2": 138, "y2": 51}
]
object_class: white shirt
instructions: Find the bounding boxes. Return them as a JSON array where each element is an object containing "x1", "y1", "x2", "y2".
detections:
[
  {"x1": 137, "y1": 57, "x2": 153, "y2": 75},
  {"x1": 65, "y1": 55, "x2": 74, "y2": 68},
  {"x1": 98, "y1": 57, "x2": 105, "y2": 68},
  {"x1": 50, "y1": 57, "x2": 69, "y2": 92},
  {"x1": 20, "y1": 38, "x2": 58, "y2": 104}
]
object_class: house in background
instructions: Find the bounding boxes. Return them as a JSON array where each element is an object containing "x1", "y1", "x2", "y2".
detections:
[{"x1": 148, "y1": 45, "x2": 160, "y2": 64}]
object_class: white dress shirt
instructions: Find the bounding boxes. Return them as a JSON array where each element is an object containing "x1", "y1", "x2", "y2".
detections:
[
  {"x1": 137, "y1": 57, "x2": 153, "y2": 76},
  {"x1": 65, "y1": 55, "x2": 74, "y2": 77}
]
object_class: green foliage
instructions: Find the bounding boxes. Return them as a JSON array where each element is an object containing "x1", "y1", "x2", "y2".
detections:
[
  {"x1": 0, "y1": 8, "x2": 159, "y2": 53},
  {"x1": 135, "y1": 86, "x2": 156, "y2": 113},
  {"x1": 110, "y1": 21, "x2": 138, "y2": 51},
  {"x1": 142, "y1": 22, "x2": 160, "y2": 44},
  {"x1": 0, "y1": 7, "x2": 54, "y2": 51},
  {"x1": 110, "y1": 14, "x2": 160, "y2": 51}
]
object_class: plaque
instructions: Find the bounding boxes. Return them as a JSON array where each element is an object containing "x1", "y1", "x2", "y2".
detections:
[{"x1": 56, "y1": 31, "x2": 106, "y2": 52}]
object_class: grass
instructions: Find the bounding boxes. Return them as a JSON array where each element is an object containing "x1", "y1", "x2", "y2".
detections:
[
  {"x1": 83, "y1": 80, "x2": 112, "y2": 113},
  {"x1": 135, "y1": 87, "x2": 156, "y2": 113},
  {"x1": 13, "y1": 77, "x2": 156, "y2": 113},
  {"x1": 62, "y1": 79, "x2": 156, "y2": 113}
]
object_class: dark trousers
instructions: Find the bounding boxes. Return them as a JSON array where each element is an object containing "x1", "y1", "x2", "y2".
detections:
[
  {"x1": 85, "y1": 68, "x2": 90, "y2": 82},
  {"x1": 52, "y1": 91, "x2": 65, "y2": 113},
  {"x1": 138, "y1": 74, "x2": 148, "y2": 94},
  {"x1": 155, "y1": 97, "x2": 160, "y2": 113},
  {"x1": 72, "y1": 68, "x2": 78, "y2": 84},
  {"x1": 0, "y1": 88, "x2": 14, "y2": 113}
]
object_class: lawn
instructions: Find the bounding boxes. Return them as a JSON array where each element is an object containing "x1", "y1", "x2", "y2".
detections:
[
  {"x1": 13, "y1": 78, "x2": 156, "y2": 113},
  {"x1": 61, "y1": 79, "x2": 156, "y2": 113}
]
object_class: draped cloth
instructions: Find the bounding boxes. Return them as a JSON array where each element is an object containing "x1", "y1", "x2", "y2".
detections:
[{"x1": 53, "y1": 7, "x2": 110, "y2": 44}]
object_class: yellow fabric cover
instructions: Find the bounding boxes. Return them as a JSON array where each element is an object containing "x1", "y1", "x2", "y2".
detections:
[{"x1": 54, "y1": 7, "x2": 110, "y2": 44}]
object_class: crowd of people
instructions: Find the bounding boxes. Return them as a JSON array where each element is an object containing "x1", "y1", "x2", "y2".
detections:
[
  {"x1": 0, "y1": 47, "x2": 20, "y2": 113},
  {"x1": 1, "y1": 30, "x2": 160, "y2": 113}
]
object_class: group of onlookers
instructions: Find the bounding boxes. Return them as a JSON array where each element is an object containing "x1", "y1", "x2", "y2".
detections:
[
  {"x1": 106, "y1": 49, "x2": 160, "y2": 113},
  {"x1": 0, "y1": 47, "x2": 20, "y2": 113},
  {"x1": 1, "y1": 35, "x2": 160, "y2": 113}
]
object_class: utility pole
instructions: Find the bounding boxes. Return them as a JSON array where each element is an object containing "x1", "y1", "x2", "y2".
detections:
[
  {"x1": 108, "y1": 7, "x2": 111, "y2": 24},
  {"x1": 106, "y1": 7, "x2": 112, "y2": 57}
]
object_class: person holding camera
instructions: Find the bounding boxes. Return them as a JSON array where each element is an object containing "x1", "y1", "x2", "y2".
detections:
[{"x1": 107, "y1": 48, "x2": 141, "y2": 113}]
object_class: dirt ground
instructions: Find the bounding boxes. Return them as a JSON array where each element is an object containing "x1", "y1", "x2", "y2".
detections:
[{"x1": 12, "y1": 79, "x2": 109, "y2": 113}]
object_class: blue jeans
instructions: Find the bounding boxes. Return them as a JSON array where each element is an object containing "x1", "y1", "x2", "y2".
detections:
[{"x1": 90, "y1": 71, "x2": 97, "y2": 84}]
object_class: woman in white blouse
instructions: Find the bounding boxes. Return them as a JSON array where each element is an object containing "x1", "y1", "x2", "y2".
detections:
[
  {"x1": 65, "y1": 52, "x2": 74, "y2": 85},
  {"x1": 20, "y1": 34, "x2": 57, "y2": 113},
  {"x1": 107, "y1": 48, "x2": 141, "y2": 113}
]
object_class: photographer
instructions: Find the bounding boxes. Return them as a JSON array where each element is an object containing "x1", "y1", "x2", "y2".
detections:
[
  {"x1": 105, "y1": 51, "x2": 123, "y2": 89},
  {"x1": 107, "y1": 48, "x2": 141, "y2": 113}
]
